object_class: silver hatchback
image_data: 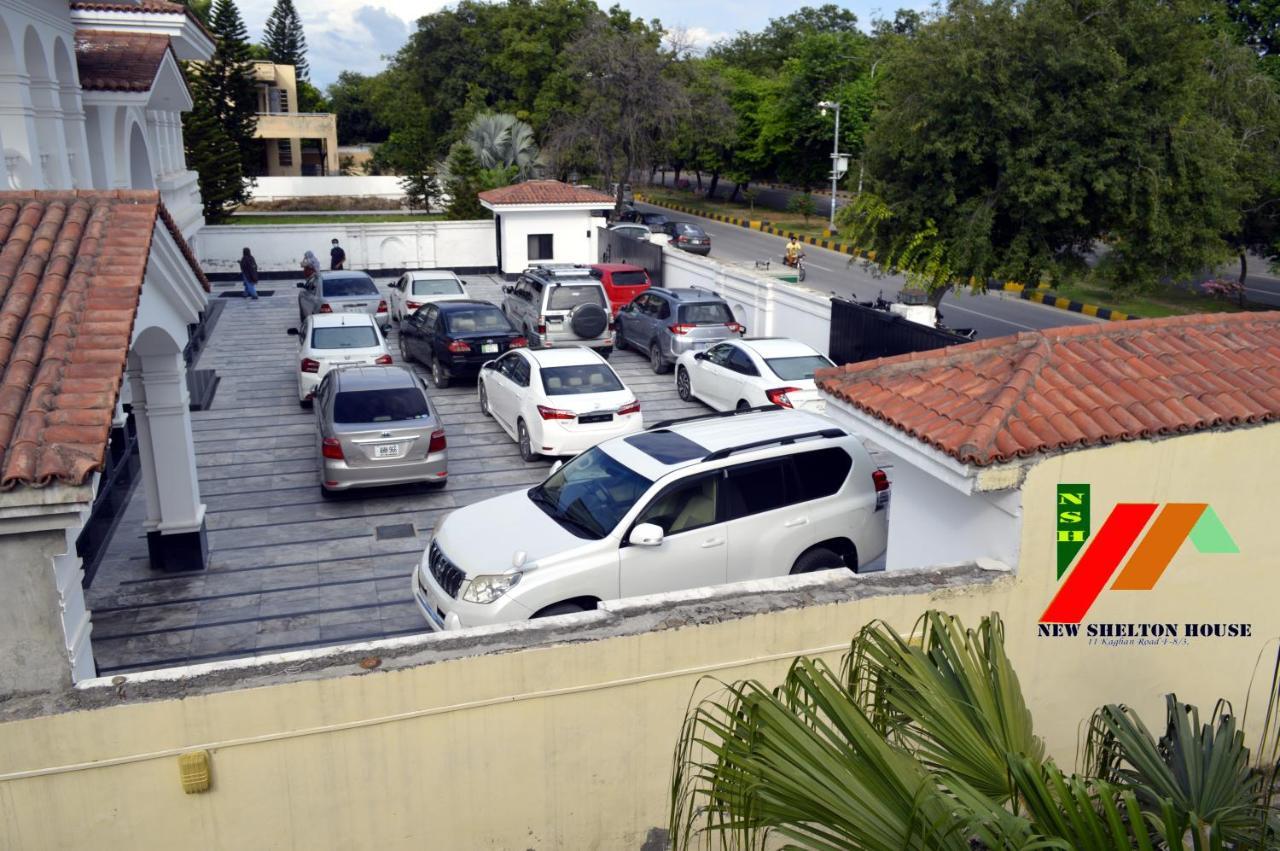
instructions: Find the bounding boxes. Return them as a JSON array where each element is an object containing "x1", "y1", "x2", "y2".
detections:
[
  {"x1": 298, "y1": 271, "x2": 389, "y2": 330},
  {"x1": 313, "y1": 366, "x2": 447, "y2": 497}
]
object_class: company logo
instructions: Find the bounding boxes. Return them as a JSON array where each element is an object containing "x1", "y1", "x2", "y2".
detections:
[{"x1": 1042, "y1": 485, "x2": 1238, "y2": 624}]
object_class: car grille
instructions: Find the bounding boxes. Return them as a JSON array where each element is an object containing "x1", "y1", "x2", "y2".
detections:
[{"x1": 428, "y1": 540, "x2": 466, "y2": 598}]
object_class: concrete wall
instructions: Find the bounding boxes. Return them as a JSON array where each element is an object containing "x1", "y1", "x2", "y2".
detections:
[
  {"x1": 198, "y1": 221, "x2": 497, "y2": 274},
  {"x1": 662, "y1": 250, "x2": 833, "y2": 354},
  {"x1": 1, "y1": 425, "x2": 1277, "y2": 849},
  {"x1": 0, "y1": 526, "x2": 84, "y2": 694},
  {"x1": 249, "y1": 175, "x2": 406, "y2": 201},
  {"x1": 497, "y1": 209, "x2": 606, "y2": 274}
]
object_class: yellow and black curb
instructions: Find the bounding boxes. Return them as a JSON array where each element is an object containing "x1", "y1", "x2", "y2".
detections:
[{"x1": 636, "y1": 193, "x2": 1136, "y2": 322}]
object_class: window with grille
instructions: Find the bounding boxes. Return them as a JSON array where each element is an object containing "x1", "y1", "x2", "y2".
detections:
[{"x1": 278, "y1": 141, "x2": 293, "y2": 166}]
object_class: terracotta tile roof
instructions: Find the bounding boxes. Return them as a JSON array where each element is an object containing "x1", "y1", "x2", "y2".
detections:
[
  {"x1": 70, "y1": 0, "x2": 186, "y2": 11},
  {"x1": 0, "y1": 190, "x2": 207, "y2": 491},
  {"x1": 75, "y1": 30, "x2": 173, "y2": 92},
  {"x1": 815, "y1": 312, "x2": 1280, "y2": 467},
  {"x1": 478, "y1": 180, "x2": 614, "y2": 206}
]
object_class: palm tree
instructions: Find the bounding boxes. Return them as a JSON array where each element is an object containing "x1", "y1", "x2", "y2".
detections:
[
  {"x1": 462, "y1": 113, "x2": 543, "y2": 179},
  {"x1": 670, "y1": 611, "x2": 1280, "y2": 850}
]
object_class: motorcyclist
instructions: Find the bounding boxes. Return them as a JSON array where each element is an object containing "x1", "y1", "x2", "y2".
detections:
[{"x1": 784, "y1": 237, "x2": 803, "y2": 267}]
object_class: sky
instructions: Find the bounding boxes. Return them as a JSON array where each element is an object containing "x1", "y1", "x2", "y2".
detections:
[{"x1": 238, "y1": 0, "x2": 934, "y2": 88}]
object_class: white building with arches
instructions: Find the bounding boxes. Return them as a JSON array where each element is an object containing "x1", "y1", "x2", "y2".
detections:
[{"x1": 0, "y1": 0, "x2": 215, "y2": 694}]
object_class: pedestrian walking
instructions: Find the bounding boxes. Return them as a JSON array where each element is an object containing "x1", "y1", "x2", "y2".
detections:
[
  {"x1": 330, "y1": 238, "x2": 346, "y2": 270},
  {"x1": 302, "y1": 250, "x2": 320, "y2": 281},
  {"x1": 239, "y1": 247, "x2": 259, "y2": 300}
]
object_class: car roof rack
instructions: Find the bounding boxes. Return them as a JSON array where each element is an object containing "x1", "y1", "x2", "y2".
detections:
[
  {"x1": 701, "y1": 428, "x2": 845, "y2": 462},
  {"x1": 647, "y1": 404, "x2": 782, "y2": 431}
]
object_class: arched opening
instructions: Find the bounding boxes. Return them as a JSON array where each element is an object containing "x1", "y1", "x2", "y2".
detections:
[
  {"x1": 52, "y1": 37, "x2": 87, "y2": 188},
  {"x1": 23, "y1": 26, "x2": 63, "y2": 187},
  {"x1": 128, "y1": 122, "x2": 154, "y2": 190},
  {"x1": 0, "y1": 18, "x2": 33, "y2": 189}
]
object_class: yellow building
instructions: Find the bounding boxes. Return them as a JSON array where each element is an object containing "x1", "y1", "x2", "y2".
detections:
[{"x1": 251, "y1": 61, "x2": 338, "y2": 177}]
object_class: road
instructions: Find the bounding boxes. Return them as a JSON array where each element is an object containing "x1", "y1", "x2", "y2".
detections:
[{"x1": 636, "y1": 201, "x2": 1099, "y2": 340}]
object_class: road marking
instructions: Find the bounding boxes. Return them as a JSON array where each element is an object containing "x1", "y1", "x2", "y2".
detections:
[{"x1": 941, "y1": 300, "x2": 1040, "y2": 331}]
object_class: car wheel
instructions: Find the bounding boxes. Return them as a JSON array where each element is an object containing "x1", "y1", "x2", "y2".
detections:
[
  {"x1": 532, "y1": 601, "x2": 592, "y2": 618},
  {"x1": 299, "y1": 397, "x2": 312, "y2": 410},
  {"x1": 319, "y1": 484, "x2": 336, "y2": 501},
  {"x1": 649, "y1": 343, "x2": 671, "y2": 374},
  {"x1": 597, "y1": 346, "x2": 612, "y2": 360},
  {"x1": 736, "y1": 399, "x2": 751, "y2": 413},
  {"x1": 399, "y1": 335, "x2": 411, "y2": 364},
  {"x1": 430, "y1": 356, "x2": 450, "y2": 389},
  {"x1": 478, "y1": 382, "x2": 491, "y2": 416},
  {"x1": 517, "y1": 419, "x2": 539, "y2": 462},
  {"x1": 676, "y1": 366, "x2": 693, "y2": 402},
  {"x1": 790, "y1": 547, "x2": 846, "y2": 575},
  {"x1": 613, "y1": 326, "x2": 627, "y2": 352}
]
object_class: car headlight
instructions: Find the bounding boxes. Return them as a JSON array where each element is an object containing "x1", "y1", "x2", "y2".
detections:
[{"x1": 461, "y1": 571, "x2": 522, "y2": 604}]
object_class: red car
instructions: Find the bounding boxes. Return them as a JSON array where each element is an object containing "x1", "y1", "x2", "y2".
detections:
[{"x1": 590, "y1": 263, "x2": 652, "y2": 317}]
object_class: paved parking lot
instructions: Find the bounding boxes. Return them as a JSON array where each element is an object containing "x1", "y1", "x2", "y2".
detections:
[{"x1": 87, "y1": 275, "x2": 706, "y2": 674}]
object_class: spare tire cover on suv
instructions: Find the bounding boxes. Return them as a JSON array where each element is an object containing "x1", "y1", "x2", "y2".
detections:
[{"x1": 569, "y1": 303, "x2": 608, "y2": 339}]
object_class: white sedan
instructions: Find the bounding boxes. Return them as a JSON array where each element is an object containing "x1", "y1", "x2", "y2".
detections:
[
  {"x1": 674, "y1": 337, "x2": 834, "y2": 413},
  {"x1": 290, "y1": 313, "x2": 391, "y2": 406},
  {"x1": 387, "y1": 269, "x2": 470, "y2": 323},
  {"x1": 478, "y1": 347, "x2": 643, "y2": 461}
]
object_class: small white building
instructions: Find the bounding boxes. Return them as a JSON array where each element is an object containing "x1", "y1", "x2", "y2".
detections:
[{"x1": 479, "y1": 180, "x2": 612, "y2": 276}]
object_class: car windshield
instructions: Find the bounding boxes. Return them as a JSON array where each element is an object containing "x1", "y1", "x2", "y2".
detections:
[
  {"x1": 679, "y1": 302, "x2": 733, "y2": 324},
  {"x1": 610, "y1": 270, "x2": 649, "y2": 286},
  {"x1": 541, "y1": 364, "x2": 624, "y2": 395},
  {"x1": 765, "y1": 354, "x2": 835, "y2": 381},
  {"x1": 548, "y1": 285, "x2": 606, "y2": 310},
  {"x1": 443, "y1": 308, "x2": 512, "y2": 334},
  {"x1": 528, "y1": 447, "x2": 652, "y2": 539},
  {"x1": 411, "y1": 278, "x2": 463, "y2": 296},
  {"x1": 311, "y1": 326, "x2": 379, "y2": 349},
  {"x1": 322, "y1": 277, "x2": 378, "y2": 297},
  {"x1": 333, "y1": 388, "x2": 431, "y2": 423}
]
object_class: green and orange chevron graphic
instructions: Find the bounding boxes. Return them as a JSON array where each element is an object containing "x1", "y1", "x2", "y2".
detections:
[{"x1": 1042, "y1": 485, "x2": 1238, "y2": 623}]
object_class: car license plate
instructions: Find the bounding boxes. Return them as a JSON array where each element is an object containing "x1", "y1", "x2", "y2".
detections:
[
  {"x1": 344, "y1": 304, "x2": 366, "y2": 312},
  {"x1": 374, "y1": 443, "x2": 401, "y2": 458},
  {"x1": 578, "y1": 413, "x2": 613, "y2": 424},
  {"x1": 480, "y1": 343, "x2": 498, "y2": 354}
]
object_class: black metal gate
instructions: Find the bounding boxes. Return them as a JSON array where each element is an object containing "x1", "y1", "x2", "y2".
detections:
[
  {"x1": 597, "y1": 227, "x2": 663, "y2": 286},
  {"x1": 828, "y1": 297, "x2": 973, "y2": 365}
]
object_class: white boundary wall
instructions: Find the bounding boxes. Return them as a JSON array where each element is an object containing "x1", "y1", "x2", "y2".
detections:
[
  {"x1": 197, "y1": 221, "x2": 497, "y2": 274},
  {"x1": 249, "y1": 175, "x2": 406, "y2": 201},
  {"x1": 662, "y1": 250, "x2": 833, "y2": 354}
]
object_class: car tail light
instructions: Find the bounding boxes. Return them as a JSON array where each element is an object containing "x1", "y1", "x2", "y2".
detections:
[
  {"x1": 873, "y1": 469, "x2": 891, "y2": 511},
  {"x1": 537, "y1": 405, "x2": 576, "y2": 421},
  {"x1": 300, "y1": 357, "x2": 320, "y2": 373},
  {"x1": 726, "y1": 322, "x2": 746, "y2": 334},
  {"x1": 318, "y1": 303, "x2": 332, "y2": 313},
  {"x1": 668, "y1": 323, "x2": 695, "y2": 335},
  {"x1": 374, "y1": 354, "x2": 393, "y2": 365},
  {"x1": 536, "y1": 317, "x2": 547, "y2": 335},
  {"x1": 617, "y1": 400, "x2": 641, "y2": 416},
  {"x1": 321, "y1": 438, "x2": 344, "y2": 460},
  {"x1": 447, "y1": 339, "x2": 471, "y2": 353},
  {"x1": 510, "y1": 336, "x2": 528, "y2": 348},
  {"x1": 406, "y1": 300, "x2": 422, "y2": 311},
  {"x1": 765, "y1": 387, "x2": 800, "y2": 408},
  {"x1": 377, "y1": 299, "x2": 388, "y2": 314},
  {"x1": 428, "y1": 429, "x2": 446, "y2": 454},
  {"x1": 677, "y1": 236, "x2": 689, "y2": 244}
]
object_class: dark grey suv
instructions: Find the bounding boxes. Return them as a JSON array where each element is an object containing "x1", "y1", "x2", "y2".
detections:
[
  {"x1": 614, "y1": 287, "x2": 745, "y2": 373},
  {"x1": 500, "y1": 265, "x2": 613, "y2": 356}
]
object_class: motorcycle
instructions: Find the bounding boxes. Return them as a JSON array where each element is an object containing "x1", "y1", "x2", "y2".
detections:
[{"x1": 782, "y1": 252, "x2": 806, "y2": 282}]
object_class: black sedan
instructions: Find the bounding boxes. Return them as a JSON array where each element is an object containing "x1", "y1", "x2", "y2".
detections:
[{"x1": 399, "y1": 300, "x2": 527, "y2": 388}]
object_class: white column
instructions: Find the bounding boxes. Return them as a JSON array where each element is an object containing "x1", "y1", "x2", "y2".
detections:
[
  {"x1": 0, "y1": 68, "x2": 42, "y2": 188},
  {"x1": 126, "y1": 364, "x2": 163, "y2": 533},
  {"x1": 135, "y1": 350, "x2": 205, "y2": 535},
  {"x1": 30, "y1": 78, "x2": 69, "y2": 188}
]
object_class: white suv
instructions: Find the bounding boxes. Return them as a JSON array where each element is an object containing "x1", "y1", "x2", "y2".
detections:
[{"x1": 412, "y1": 407, "x2": 890, "y2": 631}]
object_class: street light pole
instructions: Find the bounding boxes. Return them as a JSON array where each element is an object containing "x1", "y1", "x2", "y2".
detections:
[{"x1": 818, "y1": 100, "x2": 841, "y2": 230}]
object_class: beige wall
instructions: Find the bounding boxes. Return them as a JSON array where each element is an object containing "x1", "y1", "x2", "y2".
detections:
[
  {"x1": 251, "y1": 62, "x2": 340, "y2": 176},
  {"x1": 1, "y1": 425, "x2": 1277, "y2": 849}
]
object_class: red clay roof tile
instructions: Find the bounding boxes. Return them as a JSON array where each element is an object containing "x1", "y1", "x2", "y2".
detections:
[
  {"x1": 815, "y1": 312, "x2": 1280, "y2": 467},
  {"x1": 478, "y1": 180, "x2": 614, "y2": 206},
  {"x1": 74, "y1": 30, "x2": 174, "y2": 93},
  {"x1": 0, "y1": 190, "x2": 206, "y2": 491}
]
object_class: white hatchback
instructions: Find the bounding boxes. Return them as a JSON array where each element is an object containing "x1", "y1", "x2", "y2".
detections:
[
  {"x1": 387, "y1": 270, "x2": 470, "y2": 323},
  {"x1": 674, "y1": 337, "x2": 834, "y2": 414},
  {"x1": 290, "y1": 313, "x2": 392, "y2": 405},
  {"x1": 478, "y1": 347, "x2": 642, "y2": 460}
]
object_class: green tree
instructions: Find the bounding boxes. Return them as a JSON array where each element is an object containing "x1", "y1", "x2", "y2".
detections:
[
  {"x1": 786, "y1": 192, "x2": 817, "y2": 226},
  {"x1": 401, "y1": 166, "x2": 441, "y2": 213},
  {"x1": 263, "y1": 0, "x2": 309, "y2": 80},
  {"x1": 442, "y1": 142, "x2": 498, "y2": 220},
  {"x1": 671, "y1": 611, "x2": 1280, "y2": 849},
  {"x1": 327, "y1": 71, "x2": 390, "y2": 145},
  {"x1": 196, "y1": 0, "x2": 259, "y2": 176},
  {"x1": 177, "y1": 0, "x2": 212, "y2": 25},
  {"x1": 463, "y1": 113, "x2": 542, "y2": 179},
  {"x1": 182, "y1": 77, "x2": 249, "y2": 222},
  {"x1": 296, "y1": 79, "x2": 328, "y2": 113},
  {"x1": 841, "y1": 0, "x2": 1255, "y2": 300},
  {"x1": 709, "y1": 4, "x2": 861, "y2": 74}
]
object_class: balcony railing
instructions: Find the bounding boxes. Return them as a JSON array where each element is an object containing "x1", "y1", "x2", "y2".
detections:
[{"x1": 256, "y1": 111, "x2": 334, "y2": 117}]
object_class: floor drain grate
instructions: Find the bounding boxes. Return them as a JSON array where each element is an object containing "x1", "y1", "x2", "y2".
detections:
[{"x1": 375, "y1": 523, "x2": 416, "y2": 541}]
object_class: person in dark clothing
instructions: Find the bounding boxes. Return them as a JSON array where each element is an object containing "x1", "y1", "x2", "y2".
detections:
[
  {"x1": 330, "y1": 238, "x2": 346, "y2": 270},
  {"x1": 239, "y1": 247, "x2": 259, "y2": 300}
]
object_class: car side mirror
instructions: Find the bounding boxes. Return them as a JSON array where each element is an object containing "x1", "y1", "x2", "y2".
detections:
[
  {"x1": 287, "y1": 327, "x2": 299, "y2": 336},
  {"x1": 502, "y1": 285, "x2": 514, "y2": 294},
  {"x1": 482, "y1": 361, "x2": 497, "y2": 370},
  {"x1": 693, "y1": 351, "x2": 706, "y2": 361},
  {"x1": 461, "y1": 280, "x2": 469, "y2": 286},
  {"x1": 629, "y1": 523, "x2": 664, "y2": 547}
]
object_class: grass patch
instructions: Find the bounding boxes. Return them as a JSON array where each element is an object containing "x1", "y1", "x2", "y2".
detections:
[
  {"x1": 639, "y1": 188, "x2": 833, "y2": 240},
  {"x1": 1050, "y1": 280, "x2": 1250, "y2": 318},
  {"x1": 224, "y1": 213, "x2": 444, "y2": 225}
]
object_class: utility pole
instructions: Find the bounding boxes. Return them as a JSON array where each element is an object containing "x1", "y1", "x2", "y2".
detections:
[{"x1": 818, "y1": 100, "x2": 841, "y2": 229}]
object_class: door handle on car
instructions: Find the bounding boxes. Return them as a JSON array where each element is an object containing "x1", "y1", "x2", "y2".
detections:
[
  {"x1": 701, "y1": 537, "x2": 725, "y2": 549},
  {"x1": 784, "y1": 517, "x2": 809, "y2": 528}
]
